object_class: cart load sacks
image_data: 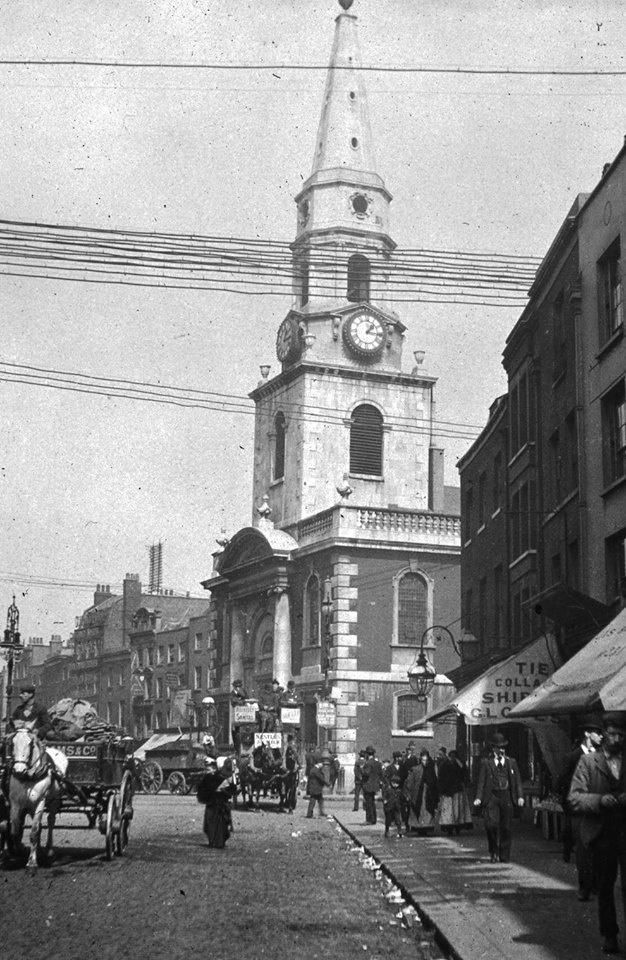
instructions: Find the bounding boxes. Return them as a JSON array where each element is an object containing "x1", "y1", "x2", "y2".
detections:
[{"x1": 47, "y1": 698, "x2": 120, "y2": 742}]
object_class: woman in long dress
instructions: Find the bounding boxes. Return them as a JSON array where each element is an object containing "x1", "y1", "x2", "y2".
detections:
[
  {"x1": 438, "y1": 750, "x2": 473, "y2": 835},
  {"x1": 197, "y1": 758, "x2": 236, "y2": 848},
  {"x1": 404, "y1": 749, "x2": 439, "y2": 834}
]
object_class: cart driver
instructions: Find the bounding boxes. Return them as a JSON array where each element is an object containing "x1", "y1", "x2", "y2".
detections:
[{"x1": 8, "y1": 683, "x2": 53, "y2": 741}]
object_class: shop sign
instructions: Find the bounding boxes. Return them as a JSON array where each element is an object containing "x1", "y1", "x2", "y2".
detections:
[
  {"x1": 165, "y1": 672, "x2": 180, "y2": 686},
  {"x1": 280, "y1": 706, "x2": 301, "y2": 726},
  {"x1": 233, "y1": 703, "x2": 258, "y2": 724},
  {"x1": 170, "y1": 688, "x2": 192, "y2": 726},
  {"x1": 254, "y1": 732, "x2": 282, "y2": 749},
  {"x1": 317, "y1": 700, "x2": 336, "y2": 728}
]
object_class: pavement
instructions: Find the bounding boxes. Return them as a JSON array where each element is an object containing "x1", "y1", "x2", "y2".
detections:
[{"x1": 328, "y1": 798, "x2": 605, "y2": 960}]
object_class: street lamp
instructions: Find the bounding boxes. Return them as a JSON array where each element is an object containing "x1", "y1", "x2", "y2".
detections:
[
  {"x1": 321, "y1": 577, "x2": 333, "y2": 689},
  {"x1": 0, "y1": 595, "x2": 24, "y2": 731},
  {"x1": 407, "y1": 625, "x2": 453, "y2": 701}
]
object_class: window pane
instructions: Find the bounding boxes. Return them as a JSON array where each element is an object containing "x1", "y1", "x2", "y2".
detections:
[
  {"x1": 397, "y1": 695, "x2": 427, "y2": 730},
  {"x1": 398, "y1": 573, "x2": 427, "y2": 643}
]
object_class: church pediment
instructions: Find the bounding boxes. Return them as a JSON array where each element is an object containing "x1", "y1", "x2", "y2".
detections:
[{"x1": 217, "y1": 524, "x2": 298, "y2": 575}]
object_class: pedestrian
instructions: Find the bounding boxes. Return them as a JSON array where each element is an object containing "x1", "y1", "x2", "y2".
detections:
[
  {"x1": 197, "y1": 757, "x2": 236, "y2": 849},
  {"x1": 556, "y1": 714, "x2": 602, "y2": 900},
  {"x1": 568, "y1": 711, "x2": 626, "y2": 955},
  {"x1": 306, "y1": 759, "x2": 328, "y2": 818},
  {"x1": 384, "y1": 750, "x2": 403, "y2": 784},
  {"x1": 362, "y1": 746, "x2": 384, "y2": 825},
  {"x1": 435, "y1": 746, "x2": 448, "y2": 772},
  {"x1": 353, "y1": 750, "x2": 366, "y2": 811},
  {"x1": 382, "y1": 774, "x2": 404, "y2": 839},
  {"x1": 328, "y1": 752, "x2": 340, "y2": 793},
  {"x1": 473, "y1": 732, "x2": 524, "y2": 863},
  {"x1": 438, "y1": 749, "x2": 472, "y2": 835},
  {"x1": 229, "y1": 678, "x2": 249, "y2": 753},
  {"x1": 398, "y1": 742, "x2": 419, "y2": 830},
  {"x1": 405, "y1": 749, "x2": 439, "y2": 834}
]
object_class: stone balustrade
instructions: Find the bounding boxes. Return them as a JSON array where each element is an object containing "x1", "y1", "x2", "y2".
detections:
[{"x1": 292, "y1": 504, "x2": 460, "y2": 548}]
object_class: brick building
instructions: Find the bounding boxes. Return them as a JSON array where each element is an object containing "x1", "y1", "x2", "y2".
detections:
[
  {"x1": 455, "y1": 141, "x2": 625, "y2": 774},
  {"x1": 202, "y1": 4, "x2": 461, "y2": 788}
]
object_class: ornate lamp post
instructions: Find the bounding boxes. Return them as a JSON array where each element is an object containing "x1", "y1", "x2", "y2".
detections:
[
  {"x1": 0, "y1": 595, "x2": 24, "y2": 732},
  {"x1": 321, "y1": 577, "x2": 333, "y2": 692},
  {"x1": 407, "y1": 625, "x2": 454, "y2": 701}
]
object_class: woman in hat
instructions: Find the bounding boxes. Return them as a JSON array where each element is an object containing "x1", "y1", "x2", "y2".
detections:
[
  {"x1": 404, "y1": 749, "x2": 439, "y2": 834},
  {"x1": 197, "y1": 756, "x2": 237, "y2": 849}
]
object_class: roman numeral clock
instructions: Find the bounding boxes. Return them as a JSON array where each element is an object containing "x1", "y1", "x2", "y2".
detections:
[{"x1": 342, "y1": 308, "x2": 386, "y2": 359}]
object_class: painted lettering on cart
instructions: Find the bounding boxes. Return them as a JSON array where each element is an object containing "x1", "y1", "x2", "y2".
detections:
[{"x1": 56, "y1": 743, "x2": 98, "y2": 758}]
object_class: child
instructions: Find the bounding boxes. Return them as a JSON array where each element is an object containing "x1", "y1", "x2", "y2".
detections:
[{"x1": 382, "y1": 774, "x2": 403, "y2": 838}]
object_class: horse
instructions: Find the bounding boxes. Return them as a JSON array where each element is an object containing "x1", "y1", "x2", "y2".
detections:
[{"x1": 7, "y1": 728, "x2": 67, "y2": 870}]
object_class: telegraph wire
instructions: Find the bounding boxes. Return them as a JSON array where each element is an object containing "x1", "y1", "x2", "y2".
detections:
[
  {"x1": 0, "y1": 358, "x2": 488, "y2": 436},
  {"x1": 1, "y1": 59, "x2": 625, "y2": 77}
]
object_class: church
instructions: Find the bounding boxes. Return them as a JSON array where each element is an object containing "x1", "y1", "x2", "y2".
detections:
[{"x1": 202, "y1": 0, "x2": 461, "y2": 789}]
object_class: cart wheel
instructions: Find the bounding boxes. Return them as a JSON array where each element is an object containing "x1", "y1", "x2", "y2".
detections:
[
  {"x1": 140, "y1": 760, "x2": 163, "y2": 794},
  {"x1": 104, "y1": 793, "x2": 117, "y2": 861},
  {"x1": 116, "y1": 771, "x2": 134, "y2": 855},
  {"x1": 167, "y1": 771, "x2": 187, "y2": 795}
]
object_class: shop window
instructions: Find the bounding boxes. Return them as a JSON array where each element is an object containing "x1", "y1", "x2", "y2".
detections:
[{"x1": 349, "y1": 404, "x2": 383, "y2": 476}]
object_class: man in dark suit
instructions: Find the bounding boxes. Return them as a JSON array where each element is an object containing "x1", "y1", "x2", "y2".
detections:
[
  {"x1": 399, "y1": 742, "x2": 419, "y2": 830},
  {"x1": 353, "y1": 750, "x2": 366, "y2": 811},
  {"x1": 362, "y1": 746, "x2": 384, "y2": 825},
  {"x1": 557, "y1": 715, "x2": 602, "y2": 900},
  {"x1": 9, "y1": 684, "x2": 53, "y2": 740},
  {"x1": 473, "y1": 732, "x2": 524, "y2": 863},
  {"x1": 569, "y1": 712, "x2": 626, "y2": 955}
]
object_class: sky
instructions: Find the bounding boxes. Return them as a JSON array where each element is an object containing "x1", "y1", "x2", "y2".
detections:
[{"x1": 0, "y1": 0, "x2": 624, "y2": 641}]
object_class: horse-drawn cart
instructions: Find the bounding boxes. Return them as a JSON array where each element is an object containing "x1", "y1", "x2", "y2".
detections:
[
  {"x1": 137, "y1": 738, "x2": 208, "y2": 795},
  {"x1": 46, "y1": 739, "x2": 134, "y2": 860},
  {"x1": 1, "y1": 730, "x2": 134, "y2": 868}
]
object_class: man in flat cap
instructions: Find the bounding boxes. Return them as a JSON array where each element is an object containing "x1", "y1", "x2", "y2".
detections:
[
  {"x1": 569, "y1": 712, "x2": 626, "y2": 955},
  {"x1": 473, "y1": 732, "x2": 524, "y2": 863},
  {"x1": 9, "y1": 683, "x2": 53, "y2": 741}
]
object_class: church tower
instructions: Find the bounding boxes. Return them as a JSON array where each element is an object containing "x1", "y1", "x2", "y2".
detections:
[
  {"x1": 205, "y1": 1, "x2": 461, "y2": 780},
  {"x1": 251, "y1": 0, "x2": 440, "y2": 529}
]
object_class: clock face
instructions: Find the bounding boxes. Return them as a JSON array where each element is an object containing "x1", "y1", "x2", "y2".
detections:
[
  {"x1": 276, "y1": 317, "x2": 301, "y2": 363},
  {"x1": 343, "y1": 310, "x2": 385, "y2": 357}
]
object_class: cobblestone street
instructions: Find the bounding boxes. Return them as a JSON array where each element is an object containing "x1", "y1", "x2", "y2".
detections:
[{"x1": 0, "y1": 795, "x2": 438, "y2": 960}]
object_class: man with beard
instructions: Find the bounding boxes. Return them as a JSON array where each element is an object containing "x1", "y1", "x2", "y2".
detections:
[{"x1": 569, "y1": 712, "x2": 626, "y2": 955}]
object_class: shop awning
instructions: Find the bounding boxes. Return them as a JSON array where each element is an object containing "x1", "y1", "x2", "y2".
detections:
[
  {"x1": 527, "y1": 583, "x2": 612, "y2": 631},
  {"x1": 509, "y1": 607, "x2": 626, "y2": 718},
  {"x1": 133, "y1": 732, "x2": 184, "y2": 760},
  {"x1": 406, "y1": 633, "x2": 562, "y2": 729}
]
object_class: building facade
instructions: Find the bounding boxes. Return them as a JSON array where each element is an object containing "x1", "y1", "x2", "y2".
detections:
[
  {"x1": 202, "y1": 3, "x2": 462, "y2": 787},
  {"x1": 457, "y1": 142, "x2": 625, "y2": 770}
]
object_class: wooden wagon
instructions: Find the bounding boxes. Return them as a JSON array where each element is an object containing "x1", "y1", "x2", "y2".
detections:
[{"x1": 138, "y1": 739, "x2": 209, "y2": 795}]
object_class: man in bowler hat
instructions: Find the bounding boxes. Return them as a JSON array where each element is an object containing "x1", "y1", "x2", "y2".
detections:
[
  {"x1": 569, "y1": 712, "x2": 626, "y2": 955},
  {"x1": 474, "y1": 732, "x2": 524, "y2": 862}
]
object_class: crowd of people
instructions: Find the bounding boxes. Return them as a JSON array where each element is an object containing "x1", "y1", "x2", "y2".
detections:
[{"x1": 353, "y1": 742, "x2": 473, "y2": 839}]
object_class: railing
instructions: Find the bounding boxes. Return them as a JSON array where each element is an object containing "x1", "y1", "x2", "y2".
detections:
[{"x1": 295, "y1": 504, "x2": 460, "y2": 546}]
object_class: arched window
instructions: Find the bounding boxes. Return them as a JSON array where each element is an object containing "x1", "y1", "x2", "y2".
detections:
[
  {"x1": 274, "y1": 412, "x2": 286, "y2": 480},
  {"x1": 350, "y1": 403, "x2": 383, "y2": 476},
  {"x1": 258, "y1": 633, "x2": 274, "y2": 673},
  {"x1": 304, "y1": 574, "x2": 321, "y2": 646},
  {"x1": 397, "y1": 572, "x2": 428, "y2": 644},
  {"x1": 347, "y1": 254, "x2": 371, "y2": 303},
  {"x1": 395, "y1": 693, "x2": 428, "y2": 731}
]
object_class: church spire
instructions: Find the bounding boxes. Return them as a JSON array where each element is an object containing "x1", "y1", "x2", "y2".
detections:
[{"x1": 310, "y1": 0, "x2": 378, "y2": 179}]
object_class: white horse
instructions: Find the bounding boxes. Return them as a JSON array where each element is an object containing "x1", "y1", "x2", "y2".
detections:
[{"x1": 8, "y1": 729, "x2": 67, "y2": 870}]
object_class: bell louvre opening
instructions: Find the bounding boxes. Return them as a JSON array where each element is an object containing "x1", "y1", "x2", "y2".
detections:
[{"x1": 350, "y1": 404, "x2": 383, "y2": 476}]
